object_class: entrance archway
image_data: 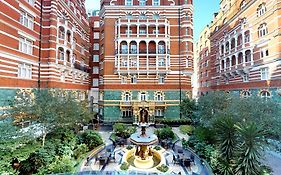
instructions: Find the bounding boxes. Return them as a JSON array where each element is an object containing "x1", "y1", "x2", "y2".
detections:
[{"x1": 139, "y1": 108, "x2": 149, "y2": 123}]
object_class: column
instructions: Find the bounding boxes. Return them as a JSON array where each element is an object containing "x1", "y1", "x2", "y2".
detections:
[
  {"x1": 137, "y1": 42, "x2": 139, "y2": 71},
  {"x1": 243, "y1": 52, "x2": 246, "y2": 66},
  {"x1": 146, "y1": 24, "x2": 149, "y2": 37},
  {"x1": 251, "y1": 49, "x2": 254, "y2": 65},
  {"x1": 137, "y1": 24, "x2": 139, "y2": 38},
  {"x1": 156, "y1": 42, "x2": 158, "y2": 71},
  {"x1": 146, "y1": 42, "x2": 149, "y2": 72},
  {"x1": 117, "y1": 41, "x2": 120, "y2": 71},
  {"x1": 224, "y1": 59, "x2": 226, "y2": 71},
  {"x1": 235, "y1": 54, "x2": 238, "y2": 68}
]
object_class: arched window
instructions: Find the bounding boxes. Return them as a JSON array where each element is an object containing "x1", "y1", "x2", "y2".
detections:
[
  {"x1": 258, "y1": 23, "x2": 268, "y2": 37},
  {"x1": 58, "y1": 47, "x2": 64, "y2": 60},
  {"x1": 66, "y1": 30, "x2": 71, "y2": 42},
  {"x1": 214, "y1": 26, "x2": 218, "y2": 32},
  {"x1": 154, "y1": 91, "x2": 164, "y2": 101},
  {"x1": 122, "y1": 91, "x2": 132, "y2": 101},
  {"x1": 223, "y1": 18, "x2": 227, "y2": 25},
  {"x1": 58, "y1": 26, "x2": 65, "y2": 39},
  {"x1": 139, "y1": 91, "x2": 148, "y2": 101},
  {"x1": 240, "y1": 0, "x2": 246, "y2": 10},
  {"x1": 139, "y1": 13, "x2": 146, "y2": 19},
  {"x1": 241, "y1": 90, "x2": 251, "y2": 98},
  {"x1": 257, "y1": 3, "x2": 266, "y2": 17},
  {"x1": 245, "y1": 50, "x2": 251, "y2": 62},
  {"x1": 66, "y1": 50, "x2": 70, "y2": 62},
  {"x1": 153, "y1": 14, "x2": 160, "y2": 20},
  {"x1": 260, "y1": 90, "x2": 271, "y2": 98}
]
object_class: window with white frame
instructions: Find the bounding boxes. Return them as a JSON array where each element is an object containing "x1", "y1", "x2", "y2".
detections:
[
  {"x1": 121, "y1": 58, "x2": 128, "y2": 67},
  {"x1": 58, "y1": 26, "x2": 65, "y2": 39},
  {"x1": 140, "y1": 29, "x2": 146, "y2": 35},
  {"x1": 260, "y1": 68, "x2": 269, "y2": 80},
  {"x1": 122, "y1": 109, "x2": 132, "y2": 117},
  {"x1": 131, "y1": 75, "x2": 137, "y2": 84},
  {"x1": 121, "y1": 76, "x2": 127, "y2": 84},
  {"x1": 140, "y1": 13, "x2": 146, "y2": 19},
  {"x1": 140, "y1": 92, "x2": 147, "y2": 101},
  {"x1": 260, "y1": 49, "x2": 269, "y2": 58},
  {"x1": 258, "y1": 23, "x2": 268, "y2": 37},
  {"x1": 153, "y1": 14, "x2": 160, "y2": 20},
  {"x1": 244, "y1": 33, "x2": 250, "y2": 43},
  {"x1": 153, "y1": 0, "x2": 160, "y2": 6},
  {"x1": 257, "y1": 3, "x2": 266, "y2": 17},
  {"x1": 155, "y1": 109, "x2": 163, "y2": 117},
  {"x1": 158, "y1": 75, "x2": 165, "y2": 84},
  {"x1": 94, "y1": 21, "x2": 100, "y2": 27},
  {"x1": 158, "y1": 57, "x2": 165, "y2": 66},
  {"x1": 126, "y1": 0, "x2": 132, "y2": 6},
  {"x1": 19, "y1": 36, "x2": 33, "y2": 55},
  {"x1": 18, "y1": 63, "x2": 32, "y2": 79},
  {"x1": 241, "y1": 90, "x2": 251, "y2": 98},
  {"x1": 154, "y1": 92, "x2": 164, "y2": 101},
  {"x1": 73, "y1": 38, "x2": 76, "y2": 49},
  {"x1": 240, "y1": 0, "x2": 246, "y2": 9},
  {"x1": 127, "y1": 13, "x2": 133, "y2": 19},
  {"x1": 243, "y1": 74, "x2": 249, "y2": 82},
  {"x1": 25, "y1": 0, "x2": 35, "y2": 5},
  {"x1": 260, "y1": 90, "x2": 271, "y2": 98},
  {"x1": 93, "y1": 79, "x2": 99, "y2": 86},
  {"x1": 94, "y1": 32, "x2": 99, "y2": 39},
  {"x1": 58, "y1": 47, "x2": 64, "y2": 60},
  {"x1": 93, "y1": 67, "x2": 99, "y2": 74},
  {"x1": 93, "y1": 55, "x2": 99, "y2": 62},
  {"x1": 93, "y1": 43, "x2": 99, "y2": 50},
  {"x1": 123, "y1": 92, "x2": 132, "y2": 101},
  {"x1": 130, "y1": 58, "x2": 137, "y2": 67},
  {"x1": 20, "y1": 10, "x2": 34, "y2": 29},
  {"x1": 139, "y1": 0, "x2": 146, "y2": 6}
]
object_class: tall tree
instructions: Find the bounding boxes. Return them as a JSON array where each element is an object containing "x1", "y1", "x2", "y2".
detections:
[
  {"x1": 235, "y1": 122, "x2": 265, "y2": 175},
  {"x1": 8, "y1": 89, "x2": 93, "y2": 147}
]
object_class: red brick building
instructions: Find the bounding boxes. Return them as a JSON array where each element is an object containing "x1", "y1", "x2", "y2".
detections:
[
  {"x1": 0, "y1": 0, "x2": 90, "y2": 107},
  {"x1": 98, "y1": 0, "x2": 194, "y2": 123}
]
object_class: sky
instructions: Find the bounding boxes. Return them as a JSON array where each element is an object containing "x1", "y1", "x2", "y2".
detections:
[{"x1": 85, "y1": 0, "x2": 220, "y2": 41}]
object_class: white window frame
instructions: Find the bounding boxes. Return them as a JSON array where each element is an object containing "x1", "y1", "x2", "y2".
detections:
[
  {"x1": 18, "y1": 63, "x2": 32, "y2": 79},
  {"x1": 155, "y1": 109, "x2": 163, "y2": 117},
  {"x1": 153, "y1": 0, "x2": 160, "y2": 6},
  {"x1": 93, "y1": 32, "x2": 99, "y2": 39},
  {"x1": 243, "y1": 74, "x2": 249, "y2": 82},
  {"x1": 93, "y1": 55, "x2": 99, "y2": 62},
  {"x1": 19, "y1": 36, "x2": 33, "y2": 55},
  {"x1": 93, "y1": 67, "x2": 99, "y2": 74},
  {"x1": 94, "y1": 21, "x2": 100, "y2": 27},
  {"x1": 92, "y1": 79, "x2": 99, "y2": 86},
  {"x1": 140, "y1": 92, "x2": 147, "y2": 101},
  {"x1": 158, "y1": 75, "x2": 165, "y2": 84},
  {"x1": 139, "y1": 0, "x2": 146, "y2": 6},
  {"x1": 25, "y1": 0, "x2": 35, "y2": 5},
  {"x1": 131, "y1": 75, "x2": 137, "y2": 84},
  {"x1": 93, "y1": 43, "x2": 99, "y2": 50},
  {"x1": 257, "y1": 3, "x2": 266, "y2": 17},
  {"x1": 260, "y1": 68, "x2": 269, "y2": 80},
  {"x1": 125, "y1": 0, "x2": 132, "y2": 6},
  {"x1": 20, "y1": 10, "x2": 34, "y2": 29}
]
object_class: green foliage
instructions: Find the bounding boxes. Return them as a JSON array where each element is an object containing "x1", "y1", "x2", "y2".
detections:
[
  {"x1": 156, "y1": 164, "x2": 169, "y2": 172},
  {"x1": 155, "y1": 118, "x2": 191, "y2": 125},
  {"x1": 179, "y1": 125, "x2": 194, "y2": 135},
  {"x1": 180, "y1": 98, "x2": 197, "y2": 122},
  {"x1": 113, "y1": 123, "x2": 136, "y2": 139},
  {"x1": 79, "y1": 130, "x2": 103, "y2": 150},
  {"x1": 193, "y1": 126, "x2": 215, "y2": 144},
  {"x1": 154, "y1": 146, "x2": 161, "y2": 151},
  {"x1": 47, "y1": 156, "x2": 75, "y2": 173},
  {"x1": 7, "y1": 89, "x2": 93, "y2": 147},
  {"x1": 73, "y1": 144, "x2": 88, "y2": 160},
  {"x1": 235, "y1": 122, "x2": 265, "y2": 175},
  {"x1": 120, "y1": 162, "x2": 130, "y2": 170},
  {"x1": 126, "y1": 145, "x2": 133, "y2": 150},
  {"x1": 155, "y1": 126, "x2": 175, "y2": 140}
]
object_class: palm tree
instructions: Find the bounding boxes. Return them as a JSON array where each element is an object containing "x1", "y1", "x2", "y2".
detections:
[
  {"x1": 214, "y1": 116, "x2": 237, "y2": 175},
  {"x1": 235, "y1": 122, "x2": 265, "y2": 175}
]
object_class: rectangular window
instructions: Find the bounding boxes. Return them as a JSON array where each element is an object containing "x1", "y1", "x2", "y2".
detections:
[
  {"x1": 93, "y1": 67, "x2": 99, "y2": 74},
  {"x1": 122, "y1": 109, "x2": 132, "y2": 117},
  {"x1": 140, "y1": 29, "x2": 146, "y2": 35},
  {"x1": 19, "y1": 36, "x2": 33, "y2": 55},
  {"x1": 93, "y1": 32, "x2": 99, "y2": 39},
  {"x1": 25, "y1": 0, "x2": 35, "y2": 5},
  {"x1": 94, "y1": 21, "x2": 100, "y2": 27},
  {"x1": 155, "y1": 109, "x2": 163, "y2": 117},
  {"x1": 260, "y1": 68, "x2": 269, "y2": 80},
  {"x1": 93, "y1": 43, "x2": 99, "y2": 50},
  {"x1": 139, "y1": 0, "x2": 146, "y2": 6},
  {"x1": 260, "y1": 49, "x2": 269, "y2": 58},
  {"x1": 93, "y1": 55, "x2": 99, "y2": 62},
  {"x1": 93, "y1": 79, "x2": 99, "y2": 86},
  {"x1": 153, "y1": 0, "x2": 160, "y2": 6},
  {"x1": 126, "y1": 0, "x2": 132, "y2": 6},
  {"x1": 158, "y1": 58, "x2": 165, "y2": 66},
  {"x1": 121, "y1": 76, "x2": 127, "y2": 84},
  {"x1": 131, "y1": 75, "x2": 137, "y2": 84},
  {"x1": 20, "y1": 10, "x2": 34, "y2": 29},
  {"x1": 158, "y1": 75, "x2": 165, "y2": 84},
  {"x1": 243, "y1": 74, "x2": 249, "y2": 82},
  {"x1": 18, "y1": 63, "x2": 32, "y2": 79}
]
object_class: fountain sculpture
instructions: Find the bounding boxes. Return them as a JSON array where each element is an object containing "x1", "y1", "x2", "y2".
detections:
[{"x1": 126, "y1": 109, "x2": 161, "y2": 169}]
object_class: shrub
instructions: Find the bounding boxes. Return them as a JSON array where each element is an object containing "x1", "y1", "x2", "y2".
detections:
[
  {"x1": 47, "y1": 156, "x2": 75, "y2": 173},
  {"x1": 155, "y1": 126, "x2": 175, "y2": 140},
  {"x1": 73, "y1": 144, "x2": 88, "y2": 159},
  {"x1": 120, "y1": 162, "x2": 130, "y2": 170},
  {"x1": 126, "y1": 145, "x2": 133, "y2": 150},
  {"x1": 79, "y1": 130, "x2": 103, "y2": 150},
  {"x1": 157, "y1": 164, "x2": 169, "y2": 172},
  {"x1": 154, "y1": 146, "x2": 161, "y2": 151},
  {"x1": 113, "y1": 123, "x2": 136, "y2": 139},
  {"x1": 179, "y1": 125, "x2": 194, "y2": 135},
  {"x1": 155, "y1": 118, "x2": 191, "y2": 125}
]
